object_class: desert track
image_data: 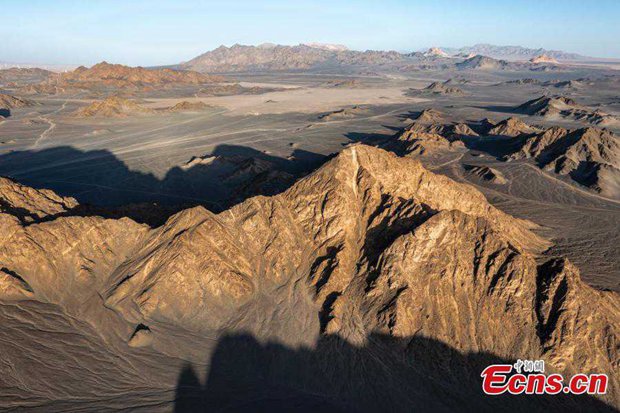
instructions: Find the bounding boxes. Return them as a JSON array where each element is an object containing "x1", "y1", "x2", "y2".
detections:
[{"x1": 30, "y1": 100, "x2": 69, "y2": 148}]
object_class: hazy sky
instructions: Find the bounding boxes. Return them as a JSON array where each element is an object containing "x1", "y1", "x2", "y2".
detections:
[{"x1": 2, "y1": 0, "x2": 620, "y2": 66}]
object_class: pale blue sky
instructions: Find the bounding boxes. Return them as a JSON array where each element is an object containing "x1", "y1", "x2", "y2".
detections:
[{"x1": 2, "y1": 0, "x2": 619, "y2": 66}]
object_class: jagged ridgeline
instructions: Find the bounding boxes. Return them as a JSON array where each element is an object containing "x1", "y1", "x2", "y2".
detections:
[
  {"x1": 392, "y1": 108, "x2": 620, "y2": 200},
  {"x1": 1, "y1": 145, "x2": 618, "y2": 411}
]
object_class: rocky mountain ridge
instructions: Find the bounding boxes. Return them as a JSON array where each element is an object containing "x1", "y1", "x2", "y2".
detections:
[
  {"x1": 442, "y1": 43, "x2": 589, "y2": 61},
  {"x1": 517, "y1": 95, "x2": 619, "y2": 126},
  {"x1": 19, "y1": 62, "x2": 225, "y2": 95},
  {"x1": 393, "y1": 110, "x2": 620, "y2": 200},
  {"x1": 180, "y1": 44, "x2": 573, "y2": 73},
  {"x1": 0, "y1": 144, "x2": 618, "y2": 410},
  {"x1": 509, "y1": 126, "x2": 620, "y2": 198}
]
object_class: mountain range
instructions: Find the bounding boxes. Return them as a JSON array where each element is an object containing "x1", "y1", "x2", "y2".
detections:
[
  {"x1": 13, "y1": 62, "x2": 225, "y2": 95},
  {"x1": 440, "y1": 43, "x2": 589, "y2": 61},
  {"x1": 180, "y1": 43, "x2": 405, "y2": 73},
  {"x1": 179, "y1": 43, "x2": 585, "y2": 73},
  {"x1": 1, "y1": 43, "x2": 600, "y2": 76}
]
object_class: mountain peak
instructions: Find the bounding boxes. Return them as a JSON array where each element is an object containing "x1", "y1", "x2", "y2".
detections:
[
  {"x1": 423, "y1": 47, "x2": 449, "y2": 57},
  {"x1": 529, "y1": 54, "x2": 559, "y2": 64},
  {"x1": 303, "y1": 42, "x2": 349, "y2": 51}
]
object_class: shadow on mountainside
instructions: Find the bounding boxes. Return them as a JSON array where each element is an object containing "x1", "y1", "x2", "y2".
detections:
[
  {"x1": 173, "y1": 333, "x2": 617, "y2": 413},
  {"x1": 0, "y1": 121, "x2": 418, "y2": 226},
  {"x1": 0, "y1": 144, "x2": 329, "y2": 225}
]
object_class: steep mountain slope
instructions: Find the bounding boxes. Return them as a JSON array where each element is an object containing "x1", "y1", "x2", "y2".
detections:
[
  {"x1": 0, "y1": 145, "x2": 618, "y2": 411},
  {"x1": 509, "y1": 127, "x2": 620, "y2": 198}
]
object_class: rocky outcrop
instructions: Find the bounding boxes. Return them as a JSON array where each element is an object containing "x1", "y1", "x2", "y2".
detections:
[
  {"x1": 166, "y1": 100, "x2": 212, "y2": 112},
  {"x1": 388, "y1": 110, "x2": 476, "y2": 155},
  {"x1": 464, "y1": 164, "x2": 507, "y2": 184},
  {"x1": 509, "y1": 127, "x2": 620, "y2": 198},
  {"x1": 486, "y1": 117, "x2": 540, "y2": 137},
  {"x1": 388, "y1": 123, "x2": 467, "y2": 155},
  {"x1": 509, "y1": 126, "x2": 570, "y2": 159},
  {"x1": 0, "y1": 93, "x2": 36, "y2": 110},
  {"x1": 516, "y1": 95, "x2": 618, "y2": 126},
  {"x1": 323, "y1": 79, "x2": 360, "y2": 88},
  {"x1": 456, "y1": 55, "x2": 509, "y2": 70},
  {"x1": 517, "y1": 95, "x2": 578, "y2": 117},
  {"x1": 74, "y1": 96, "x2": 154, "y2": 118},
  {"x1": 409, "y1": 81, "x2": 464, "y2": 96},
  {"x1": 0, "y1": 177, "x2": 78, "y2": 222},
  {"x1": 530, "y1": 54, "x2": 559, "y2": 64},
  {"x1": 318, "y1": 105, "x2": 368, "y2": 121},
  {"x1": 414, "y1": 108, "x2": 444, "y2": 123}
]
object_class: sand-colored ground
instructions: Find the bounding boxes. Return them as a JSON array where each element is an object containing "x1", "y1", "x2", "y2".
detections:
[{"x1": 142, "y1": 83, "x2": 427, "y2": 115}]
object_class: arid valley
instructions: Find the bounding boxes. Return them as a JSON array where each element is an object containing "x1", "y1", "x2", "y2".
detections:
[{"x1": 1, "y1": 5, "x2": 620, "y2": 411}]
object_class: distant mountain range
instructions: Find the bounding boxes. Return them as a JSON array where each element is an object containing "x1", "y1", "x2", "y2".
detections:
[
  {"x1": 439, "y1": 44, "x2": 589, "y2": 61},
  {"x1": 2, "y1": 43, "x2": 604, "y2": 75},
  {"x1": 179, "y1": 43, "x2": 587, "y2": 73},
  {"x1": 0, "y1": 62, "x2": 76, "y2": 72},
  {"x1": 180, "y1": 43, "x2": 405, "y2": 73}
]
